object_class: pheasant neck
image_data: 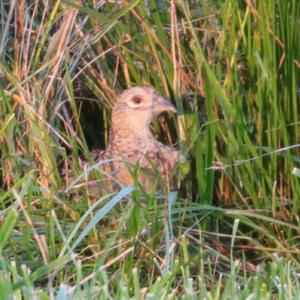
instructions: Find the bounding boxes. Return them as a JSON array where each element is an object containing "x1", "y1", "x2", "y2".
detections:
[{"x1": 109, "y1": 124, "x2": 154, "y2": 146}]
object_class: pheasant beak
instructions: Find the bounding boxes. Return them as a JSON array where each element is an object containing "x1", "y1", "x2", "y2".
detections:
[{"x1": 156, "y1": 97, "x2": 177, "y2": 113}]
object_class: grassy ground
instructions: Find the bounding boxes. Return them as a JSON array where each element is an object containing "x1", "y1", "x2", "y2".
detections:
[{"x1": 0, "y1": 0, "x2": 300, "y2": 298}]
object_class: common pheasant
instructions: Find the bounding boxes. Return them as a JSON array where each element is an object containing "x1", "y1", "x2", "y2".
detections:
[{"x1": 75, "y1": 86, "x2": 180, "y2": 193}]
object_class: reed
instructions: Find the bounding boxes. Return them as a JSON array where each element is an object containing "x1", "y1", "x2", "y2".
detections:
[{"x1": 0, "y1": 0, "x2": 299, "y2": 297}]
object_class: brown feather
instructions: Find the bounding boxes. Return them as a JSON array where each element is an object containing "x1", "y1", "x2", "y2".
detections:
[{"x1": 71, "y1": 86, "x2": 180, "y2": 193}]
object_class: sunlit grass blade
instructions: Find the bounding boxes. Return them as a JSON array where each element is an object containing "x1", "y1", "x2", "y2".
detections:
[{"x1": 0, "y1": 209, "x2": 18, "y2": 253}]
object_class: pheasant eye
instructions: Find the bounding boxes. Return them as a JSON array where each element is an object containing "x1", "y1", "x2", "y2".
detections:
[{"x1": 132, "y1": 96, "x2": 142, "y2": 104}]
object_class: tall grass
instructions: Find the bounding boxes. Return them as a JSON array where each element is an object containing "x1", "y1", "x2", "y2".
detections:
[{"x1": 0, "y1": 0, "x2": 299, "y2": 298}]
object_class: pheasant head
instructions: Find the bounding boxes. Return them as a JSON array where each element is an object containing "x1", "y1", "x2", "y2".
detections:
[{"x1": 110, "y1": 86, "x2": 176, "y2": 141}]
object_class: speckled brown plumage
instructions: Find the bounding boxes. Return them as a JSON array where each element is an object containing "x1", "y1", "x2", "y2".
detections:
[{"x1": 80, "y1": 86, "x2": 180, "y2": 192}]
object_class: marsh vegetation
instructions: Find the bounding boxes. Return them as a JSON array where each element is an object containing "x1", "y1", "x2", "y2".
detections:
[{"x1": 0, "y1": 0, "x2": 300, "y2": 298}]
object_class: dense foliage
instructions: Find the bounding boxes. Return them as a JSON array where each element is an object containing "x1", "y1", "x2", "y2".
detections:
[{"x1": 0, "y1": 0, "x2": 299, "y2": 298}]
